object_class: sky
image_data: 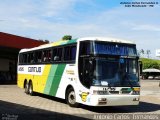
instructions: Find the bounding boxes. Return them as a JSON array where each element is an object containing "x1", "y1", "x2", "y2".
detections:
[{"x1": 0, "y1": 0, "x2": 160, "y2": 58}]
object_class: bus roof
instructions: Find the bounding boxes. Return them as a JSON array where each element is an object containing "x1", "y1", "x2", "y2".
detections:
[
  {"x1": 20, "y1": 37, "x2": 135, "y2": 53},
  {"x1": 20, "y1": 39, "x2": 77, "y2": 53},
  {"x1": 78, "y1": 37, "x2": 135, "y2": 44}
]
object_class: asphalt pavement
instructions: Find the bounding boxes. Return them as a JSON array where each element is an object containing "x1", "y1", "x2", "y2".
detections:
[{"x1": 0, "y1": 80, "x2": 159, "y2": 120}]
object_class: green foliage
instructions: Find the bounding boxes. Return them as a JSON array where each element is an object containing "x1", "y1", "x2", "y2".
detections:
[
  {"x1": 140, "y1": 58, "x2": 160, "y2": 69},
  {"x1": 62, "y1": 35, "x2": 72, "y2": 40}
]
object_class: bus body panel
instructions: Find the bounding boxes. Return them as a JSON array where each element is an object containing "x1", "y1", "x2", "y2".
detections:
[
  {"x1": 88, "y1": 95, "x2": 139, "y2": 106},
  {"x1": 18, "y1": 64, "x2": 78, "y2": 98}
]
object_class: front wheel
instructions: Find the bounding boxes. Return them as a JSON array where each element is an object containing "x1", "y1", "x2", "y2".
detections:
[{"x1": 66, "y1": 88, "x2": 78, "y2": 107}]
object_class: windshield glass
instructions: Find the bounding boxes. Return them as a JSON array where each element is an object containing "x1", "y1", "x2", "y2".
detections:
[
  {"x1": 94, "y1": 42, "x2": 137, "y2": 56},
  {"x1": 92, "y1": 57, "x2": 139, "y2": 87}
]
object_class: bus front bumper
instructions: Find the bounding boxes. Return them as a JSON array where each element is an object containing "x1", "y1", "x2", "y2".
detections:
[{"x1": 88, "y1": 95, "x2": 140, "y2": 106}]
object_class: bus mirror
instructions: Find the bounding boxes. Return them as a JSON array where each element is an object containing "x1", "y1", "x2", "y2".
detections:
[
  {"x1": 54, "y1": 56, "x2": 59, "y2": 61},
  {"x1": 139, "y1": 61, "x2": 143, "y2": 75}
]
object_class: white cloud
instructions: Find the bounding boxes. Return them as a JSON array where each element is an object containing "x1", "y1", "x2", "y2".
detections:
[
  {"x1": 0, "y1": 0, "x2": 160, "y2": 58},
  {"x1": 132, "y1": 24, "x2": 160, "y2": 31}
]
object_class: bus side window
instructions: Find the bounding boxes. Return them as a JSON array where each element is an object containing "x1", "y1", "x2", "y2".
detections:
[
  {"x1": 42, "y1": 50, "x2": 51, "y2": 62},
  {"x1": 64, "y1": 45, "x2": 76, "y2": 61},
  {"x1": 19, "y1": 54, "x2": 23, "y2": 64},
  {"x1": 64, "y1": 47, "x2": 70, "y2": 61},
  {"x1": 58, "y1": 48, "x2": 62, "y2": 61},
  {"x1": 31, "y1": 53, "x2": 34, "y2": 63},
  {"x1": 35, "y1": 51, "x2": 42, "y2": 63},
  {"x1": 48, "y1": 50, "x2": 51, "y2": 61},
  {"x1": 71, "y1": 46, "x2": 76, "y2": 61},
  {"x1": 53, "y1": 48, "x2": 62, "y2": 61},
  {"x1": 42, "y1": 51, "x2": 47, "y2": 62},
  {"x1": 80, "y1": 42, "x2": 90, "y2": 55},
  {"x1": 23, "y1": 54, "x2": 27, "y2": 63},
  {"x1": 27, "y1": 53, "x2": 34, "y2": 64},
  {"x1": 53, "y1": 48, "x2": 58, "y2": 61}
]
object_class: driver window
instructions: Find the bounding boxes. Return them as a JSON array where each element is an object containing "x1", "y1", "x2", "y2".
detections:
[{"x1": 82, "y1": 59, "x2": 92, "y2": 88}]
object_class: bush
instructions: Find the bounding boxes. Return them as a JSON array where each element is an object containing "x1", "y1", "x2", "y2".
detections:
[{"x1": 140, "y1": 58, "x2": 160, "y2": 69}]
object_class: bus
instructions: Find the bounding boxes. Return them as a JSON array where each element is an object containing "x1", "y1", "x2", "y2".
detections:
[{"x1": 17, "y1": 37, "x2": 140, "y2": 107}]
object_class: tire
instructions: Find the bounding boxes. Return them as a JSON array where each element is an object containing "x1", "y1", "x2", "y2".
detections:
[
  {"x1": 28, "y1": 81, "x2": 34, "y2": 96},
  {"x1": 24, "y1": 82, "x2": 29, "y2": 94},
  {"x1": 66, "y1": 88, "x2": 78, "y2": 107}
]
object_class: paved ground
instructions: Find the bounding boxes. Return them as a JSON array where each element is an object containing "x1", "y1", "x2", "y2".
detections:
[{"x1": 0, "y1": 80, "x2": 160, "y2": 120}]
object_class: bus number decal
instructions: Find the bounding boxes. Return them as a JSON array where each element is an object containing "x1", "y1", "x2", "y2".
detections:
[{"x1": 18, "y1": 67, "x2": 24, "y2": 71}]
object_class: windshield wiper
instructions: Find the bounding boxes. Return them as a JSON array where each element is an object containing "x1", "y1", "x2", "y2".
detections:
[
  {"x1": 123, "y1": 74, "x2": 134, "y2": 88},
  {"x1": 127, "y1": 80, "x2": 134, "y2": 88}
]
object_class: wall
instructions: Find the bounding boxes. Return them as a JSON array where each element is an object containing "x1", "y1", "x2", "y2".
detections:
[{"x1": 0, "y1": 58, "x2": 9, "y2": 71}]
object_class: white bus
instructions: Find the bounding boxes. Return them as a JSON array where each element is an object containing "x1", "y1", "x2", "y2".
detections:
[{"x1": 17, "y1": 37, "x2": 140, "y2": 107}]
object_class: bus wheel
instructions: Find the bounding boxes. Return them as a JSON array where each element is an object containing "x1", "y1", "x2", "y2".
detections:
[
  {"x1": 28, "y1": 82, "x2": 34, "y2": 96},
  {"x1": 66, "y1": 88, "x2": 78, "y2": 107},
  {"x1": 24, "y1": 82, "x2": 29, "y2": 94}
]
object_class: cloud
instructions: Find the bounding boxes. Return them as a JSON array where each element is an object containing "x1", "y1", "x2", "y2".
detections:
[
  {"x1": 0, "y1": 0, "x2": 160, "y2": 58},
  {"x1": 132, "y1": 24, "x2": 160, "y2": 31}
]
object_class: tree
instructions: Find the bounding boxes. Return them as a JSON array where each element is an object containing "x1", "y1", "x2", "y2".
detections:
[
  {"x1": 62, "y1": 35, "x2": 72, "y2": 40},
  {"x1": 139, "y1": 49, "x2": 145, "y2": 57},
  {"x1": 140, "y1": 49, "x2": 145, "y2": 54},
  {"x1": 146, "y1": 50, "x2": 151, "y2": 58}
]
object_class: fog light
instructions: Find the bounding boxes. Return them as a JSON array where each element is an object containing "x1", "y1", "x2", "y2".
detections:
[
  {"x1": 98, "y1": 98, "x2": 107, "y2": 105},
  {"x1": 133, "y1": 98, "x2": 139, "y2": 101},
  {"x1": 98, "y1": 98, "x2": 107, "y2": 101},
  {"x1": 132, "y1": 91, "x2": 140, "y2": 95}
]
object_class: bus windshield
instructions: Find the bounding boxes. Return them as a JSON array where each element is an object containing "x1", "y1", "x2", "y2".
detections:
[
  {"x1": 92, "y1": 57, "x2": 139, "y2": 87},
  {"x1": 78, "y1": 41, "x2": 139, "y2": 88}
]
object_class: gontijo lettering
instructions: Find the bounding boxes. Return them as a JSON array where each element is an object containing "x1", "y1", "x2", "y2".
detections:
[{"x1": 28, "y1": 67, "x2": 41, "y2": 73}]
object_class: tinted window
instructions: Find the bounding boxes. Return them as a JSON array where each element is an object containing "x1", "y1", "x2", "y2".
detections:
[
  {"x1": 94, "y1": 42, "x2": 137, "y2": 56},
  {"x1": 64, "y1": 47, "x2": 70, "y2": 61},
  {"x1": 19, "y1": 54, "x2": 23, "y2": 63},
  {"x1": 27, "y1": 53, "x2": 34, "y2": 63},
  {"x1": 19, "y1": 54, "x2": 27, "y2": 64},
  {"x1": 79, "y1": 41, "x2": 90, "y2": 56},
  {"x1": 71, "y1": 46, "x2": 76, "y2": 60},
  {"x1": 52, "y1": 48, "x2": 62, "y2": 61},
  {"x1": 35, "y1": 51, "x2": 42, "y2": 63},
  {"x1": 42, "y1": 49, "x2": 51, "y2": 62},
  {"x1": 64, "y1": 46, "x2": 76, "y2": 61}
]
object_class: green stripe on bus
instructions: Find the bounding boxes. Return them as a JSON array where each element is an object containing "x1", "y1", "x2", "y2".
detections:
[
  {"x1": 49, "y1": 64, "x2": 66, "y2": 96},
  {"x1": 44, "y1": 65, "x2": 58, "y2": 94},
  {"x1": 66, "y1": 39, "x2": 77, "y2": 44},
  {"x1": 60, "y1": 39, "x2": 77, "y2": 45}
]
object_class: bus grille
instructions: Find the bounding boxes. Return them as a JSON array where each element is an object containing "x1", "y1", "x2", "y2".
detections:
[
  {"x1": 121, "y1": 91, "x2": 131, "y2": 94},
  {"x1": 109, "y1": 91, "x2": 131, "y2": 94},
  {"x1": 109, "y1": 91, "x2": 119, "y2": 94}
]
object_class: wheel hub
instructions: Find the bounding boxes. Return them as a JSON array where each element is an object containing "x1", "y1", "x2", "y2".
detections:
[{"x1": 68, "y1": 91, "x2": 76, "y2": 104}]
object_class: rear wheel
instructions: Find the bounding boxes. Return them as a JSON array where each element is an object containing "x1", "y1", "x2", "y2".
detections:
[
  {"x1": 24, "y1": 82, "x2": 29, "y2": 94},
  {"x1": 66, "y1": 88, "x2": 78, "y2": 107},
  {"x1": 28, "y1": 81, "x2": 34, "y2": 96}
]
